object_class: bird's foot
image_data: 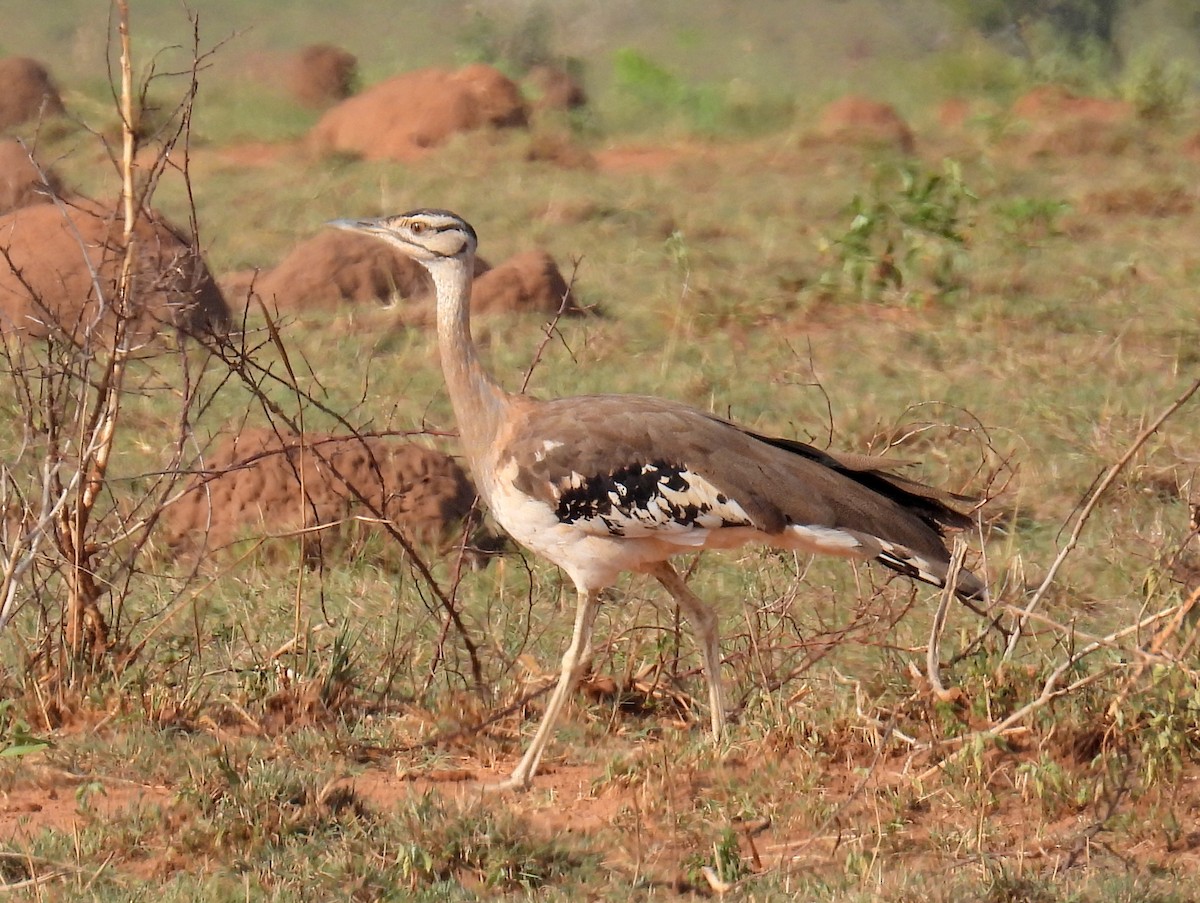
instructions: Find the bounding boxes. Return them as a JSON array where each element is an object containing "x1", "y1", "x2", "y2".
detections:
[{"x1": 477, "y1": 772, "x2": 532, "y2": 794}]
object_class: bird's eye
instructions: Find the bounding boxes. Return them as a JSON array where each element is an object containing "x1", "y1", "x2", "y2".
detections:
[{"x1": 409, "y1": 221, "x2": 426, "y2": 235}]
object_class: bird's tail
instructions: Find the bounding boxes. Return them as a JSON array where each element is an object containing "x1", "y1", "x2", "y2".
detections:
[{"x1": 874, "y1": 538, "x2": 988, "y2": 601}]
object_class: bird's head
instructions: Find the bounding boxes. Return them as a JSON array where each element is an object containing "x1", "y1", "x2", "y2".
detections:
[{"x1": 328, "y1": 209, "x2": 478, "y2": 264}]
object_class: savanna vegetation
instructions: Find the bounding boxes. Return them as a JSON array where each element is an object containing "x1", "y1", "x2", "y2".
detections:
[{"x1": 2, "y1": 1, "x2": 1200, "y2": 900}]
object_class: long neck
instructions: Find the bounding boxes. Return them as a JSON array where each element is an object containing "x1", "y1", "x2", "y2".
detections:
[{"x1": 429, "y1": 256, "x2": 510, "y2": 474}]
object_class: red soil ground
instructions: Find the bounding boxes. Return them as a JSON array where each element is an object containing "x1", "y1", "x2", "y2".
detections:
[
  {"x1": 815, "y1": 95, "x2": 916, "y2": 153},
  {"x1": 1010, "y1": 84, "x2": 1137, "y2": 157}
]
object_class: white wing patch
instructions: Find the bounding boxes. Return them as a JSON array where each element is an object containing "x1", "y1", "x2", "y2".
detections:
[
  {"x1": 535, "y1": 440, "x2": 565, "y2": 463},
  {"x1": 786, "y1": 524, "x2": 864, "y2": 554},
  {"x1": 875, "y1": 538, "x2": 947, "y2": 588}
]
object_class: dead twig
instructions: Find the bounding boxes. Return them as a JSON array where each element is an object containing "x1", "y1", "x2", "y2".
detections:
[
  {"x1": 1003, "y1": 375, "x2": 1200, "y2": 663},
  {"x1": 0, "y1": 851, "x2": 72, "y2": 891},
  {"x1": 917, "y1": 596, "x2": 1194, "y2": 781},
  {"x1": 1104, "y1": 584, "x2": 1200, "y2": 720},
  {"x1": 925, "y1": 535, "x2": 965, "y2": 699},
  {"x1": 518, "y1": 257, "x2": 582, "y2": 394}
]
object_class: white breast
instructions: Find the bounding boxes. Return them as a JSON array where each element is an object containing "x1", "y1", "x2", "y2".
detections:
[{"x1": 486, "y1": 459, "x2": 668, "y2": 589}]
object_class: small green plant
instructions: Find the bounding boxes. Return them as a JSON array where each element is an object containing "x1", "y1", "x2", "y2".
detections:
[
  {"x1": 456, "y1": 6, "x2": 560, "y2": 75},
  {"x1": 612, "y1": 48, "x2": 689, "y2": 113},
  {"x1": 1016, "y1": 755, "x2": 1089, "y2": 816},
  {"x1": 395, "y1": 840, "x2": 437, "y2": 887},
  {"x1": 315, "y1": 622, "x2": 361, "y2": 707},
  {"x1": 433, "y1": 804, "x2": 588, "y2": 890},
  {"x1": 819, "y1": 159, "x2": 976, "y2": 303},
  {"x1": 591, "y1": 754, "x2": 645, "y2": 793},
  {"x1": 75, "y1": 779, "x2": 108, "y2": 811},
  {"x1": 682, "y1": 826, "x2": 750, "y2": 889},
  {"x1": 1122, "y1": 54, "x2": 1190, "y2": 123},
  {"x1": 609, "y1": 48, "x2": 791, "y2": 135},
  {"x1": 1116, "y1": 664, "x2": 1200, "y2": 787},
  {"x1": 711, "y1": 826, "x2": 749, "y2": 884},
  {"x1": 994, "y1": 196, "x2": 1071, "y2": 245},
  {"x1": 980, "y1": 865, "x2": 1060, "y2": 903},
  {"x1": 664, "y1": 229, "x2": 691, "y2": 275},
  {"x1": 0, "y1": 699, "x2": 50, "y2": 759}
]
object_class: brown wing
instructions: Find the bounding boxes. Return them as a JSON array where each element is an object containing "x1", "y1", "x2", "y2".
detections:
[{"x1": 502, "y1": 395, "x2": 976, "y2": 562}]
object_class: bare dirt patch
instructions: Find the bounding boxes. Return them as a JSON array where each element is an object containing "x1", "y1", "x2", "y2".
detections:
[
  {"x1": 342, "y1": 732, "x2": 1200, "y2": 889},
  {"x1": 937, "y1": 97, "x2": 972, "y2": 130},
  {"x1": 308, "y1": 64, "x2": 528, "y2": 162},
  {"x1": 164, "y1": 428, "x2": 493, "y2": 566},
  {"x1": 205, "y1": 141, "x2": 294, "y2": 170},
  {"x1": 1184, "y1": 130, "x2": 1200, "y2": 160},
  {"x1": 1012, "y1": 84, "x2": 1133, "y2": 125},
  {"x1": 355, "y1": 760, "x2": 625, "y2": 834},
  {"x1": 1, "y1": 765, "x2": 172, "y2": 842},
  {"x1": 525, "y1": 130, "x2": 597, "y2": 169},
  {"x1": 814, "y1": 95, "x2": 915, "y2": 153},
  {"x1": 0, "y1": 57, "x2": 64, "y2": 132},
  {"x1": 5, "y1": 698, "x2": 1200, "y2": 894},
  {"x1": 593, "y1": 143, "x2": 721, "y2": 173},
  {"x1": 0, "y1": 196, "x2": 230, "y2": 341},
  {"x1": 1080, "y1": 184, "x2": 1195, "y2": 217},
  {"x1": 1011, "y1": 84, "x2": 1137, "y2": 157}
]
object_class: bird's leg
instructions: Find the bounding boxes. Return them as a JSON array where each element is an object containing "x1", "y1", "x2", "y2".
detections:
[
  {"x1": 649, "y1": 561, "x2": 726, "y2": 742},
  {"x1": 494, "y1": 586, "x2": 602, "y2": 792}
]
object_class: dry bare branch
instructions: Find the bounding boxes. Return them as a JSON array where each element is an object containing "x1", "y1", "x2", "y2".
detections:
[{"x1": 1002, "y1": 375, "x2": 1200, "y2": 664}]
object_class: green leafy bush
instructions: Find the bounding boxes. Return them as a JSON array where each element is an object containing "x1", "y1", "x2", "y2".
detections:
[
  {"x1": 0, "y1": 699, "x2": 51, "y2": 759},
  {"x1": 609, "y1": 47, "x2": 793, "y2": 136},
  {"x1": 1122, "y1": 53, "x2": 1190, "y2": 122},
  {"x1": 819, "y1": 160, "x2": 976, "y2": 303},
  {"x1": 457, "y1": 7, "x2": 556, "y2": 73},
  {"x1": 945, "y1": 0, "x2": 1123, "y2": 54}
]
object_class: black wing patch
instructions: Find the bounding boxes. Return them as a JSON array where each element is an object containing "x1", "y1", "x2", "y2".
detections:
[{"x1": 553, "y1": 460, "x2": 753, "y2": 538}]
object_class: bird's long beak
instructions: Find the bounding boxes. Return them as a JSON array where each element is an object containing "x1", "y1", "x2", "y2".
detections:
[{"x1": 326, "y1": 217, "x2": 383, "y2": 234}]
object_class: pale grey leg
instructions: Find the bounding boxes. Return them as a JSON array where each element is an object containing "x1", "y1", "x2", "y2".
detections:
[
  {"x1": 649, "y1": 561, "x2": 726, "y2": 742},
  {"x1": 494, "y1": 586, "x2": 602, "y2": 791}
]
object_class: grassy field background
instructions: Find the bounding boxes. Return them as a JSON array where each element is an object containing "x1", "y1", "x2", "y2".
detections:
[{"x1": 3, "y1": 1, "x2": 1200, "y2": 900}]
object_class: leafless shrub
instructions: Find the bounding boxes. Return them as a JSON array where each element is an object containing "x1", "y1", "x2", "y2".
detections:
[
  {"x1": 0, "y1": 4, "x2": 484, "y2": 700},
  {"x1": 0, "y1": 4, "x2": 216, "y2": 672}
]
